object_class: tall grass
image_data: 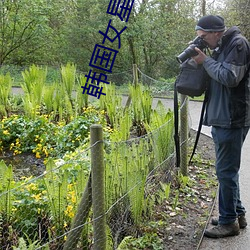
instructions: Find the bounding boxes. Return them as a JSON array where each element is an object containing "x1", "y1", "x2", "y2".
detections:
[
  {"x1": 145, "y1": 100, "x2": 175, "y2": 164},
  {"x1": 0, "y1": 73, "x2": 12, "y2": 116},
  {"x1": 61, "y1": 63, "x2": 76, "y2": 103},
  {"x1": 0, "y1": 161, "x2": 14, "y2": 222},
  {"x1": 21, "y1": 65, "x2": 47, "y2": 118}
]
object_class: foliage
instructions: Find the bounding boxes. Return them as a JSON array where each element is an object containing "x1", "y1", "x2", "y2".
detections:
[
  {"x1": 12, "y1": 176, "x2": 49, "y2": 241},
  {"x1": 21, "y1": 65, "x2": 47, "y2": 118},
  {"x1": 0, "y1": 0, "x2": 228, "y2": 80},
  {"x1": 0, "y1": 79, "x2": 177, "y2": 248},
  {"x1": 0, "y1": 161, "x2": 15, "y2": 222},
  {"x1": 117, "y1": 233, "x2": 163, "y2": 250},
  {"x1": 0, "y1": 107, "x2": 103, "y2": 158},
  {"x1": 145, "y1": 100, "x2": 175, "y2": 163},
  {"x1": 0, "y1": 0, "x2": 52, "y2": 65},
  {"x1": 220, "y1": 0, "x2": 250, "y2": 39},
  {"x1": 0, "y1": 153, "x2": 91, "y2": 249},
  {"x1": 13, "y1": 235, "x2": 46, "y2": 250},
  {"x1": 61, "y1": 63, "x2": 76, "y2": 101},
  {"x1": 0, "y1": 73, "x2": 12, "y2": 117},
  {"x1": 99, "y1": 83, "x2": 123, "y2": 129},
  {"x1": 129, "y1": 83, "x2": 153, "y2": 135}
]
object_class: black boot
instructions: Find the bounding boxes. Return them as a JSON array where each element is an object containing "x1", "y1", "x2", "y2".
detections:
[
  {"x1": 211, "y1": 214, "x2": 247, "y2": 229},
  {"x1": 205, "y1": 222, "x2": 240, "y2": 238}
]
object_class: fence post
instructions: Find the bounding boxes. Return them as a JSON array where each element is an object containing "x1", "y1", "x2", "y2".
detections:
[
  {"x1": 180, "y1": 94, "x2": 188, "y2": 176},
  {"x1": 125, "y1": 64, "x2": 138, "y2": 109},
  {"x1": 91, "y1": 124, "x2": 106, "y2": 250},
  {"x1": 63, "y1": 175, "x2": 92, "y2": 250},
  {"x1": 133, "y1": 64, "x2": 138, "y2": 85}
]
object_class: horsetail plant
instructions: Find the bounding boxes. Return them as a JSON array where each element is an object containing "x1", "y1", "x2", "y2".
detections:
[
  {"x1": 144, "y1": 100, "x2": 175, "y2": 164},
  {"x1": 0, "y1": 73, "x2": 12, "y2": 117},
  {"x1": 99, "y1": 82, "x2": 122, "y2": 128},
  {"x1": 43, "y1": 84, "x2": 56, "y2": 114},
  {"x1": 21, "y1": 65, "x2": 47, "y2": 118},
  {"x1": 129, "y1": 84, "x2": 153, "y2": 134},
  {"x1": 0, "y1": 161, "x2": 14, "y2": 223},
  {"x1": 60, "y1": 63, "x2": 76, "y2": 104},
  {"x1": 76, "y1": 75, "x2": 89, "y2": 116},
  {"x1": 43, "y1": 159, "x2": 69, "y2": 236}
]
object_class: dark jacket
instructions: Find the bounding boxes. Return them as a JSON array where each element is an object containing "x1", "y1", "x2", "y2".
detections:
[{"x1": 203, "y1": 26, "x2": 250, "y2": 128}]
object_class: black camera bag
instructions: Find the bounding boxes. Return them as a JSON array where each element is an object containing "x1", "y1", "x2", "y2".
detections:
[
  {"x1": 174, "y1": 58, "x2": 210, "y2": 168},
  {"x1": 175, "y1": 58, "x2": 209, "y2": 97}
]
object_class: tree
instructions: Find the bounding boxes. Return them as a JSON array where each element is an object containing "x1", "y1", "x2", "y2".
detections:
[
  {"x1": 220, "y1": 0, "x2": 250, "y2": 39},
  {"x1": 0, "y1": 0, "x2": 52, "y2": 65},
  {"x1": 63, "y1": 0, "x2": 111, "y2": 71}
]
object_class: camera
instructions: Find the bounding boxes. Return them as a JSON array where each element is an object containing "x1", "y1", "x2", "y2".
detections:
[{"x1": 176, "y1": 36, "x2": 208, "y2": 63}]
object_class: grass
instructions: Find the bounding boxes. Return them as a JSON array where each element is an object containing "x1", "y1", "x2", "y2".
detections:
[{"x1": 0, "y1": 65, "x2": 61, "y2": 86}]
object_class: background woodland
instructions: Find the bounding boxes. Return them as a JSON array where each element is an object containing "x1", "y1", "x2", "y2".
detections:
[{"x1": 0, "y1": 0, "x2": 250, "y2": 84}]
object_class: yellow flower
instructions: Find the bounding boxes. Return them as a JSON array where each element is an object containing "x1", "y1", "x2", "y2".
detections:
[
  {"x1": 32, "y1": 193, "x2": 42, "y2": 201},
  {"x1": 10, "y1": 143, "x2": 14, "y2": 150},
  {"x1": 42, "y1": 147, "x2": 49, "y2": 157},
  {"x1": 65, "y1": 205, "x2": 74, "y2": 218},
  {"x1": 71, "y1": 195, "x2": 76, "y2": 204},
  {"x1": 36, "y1": 152, "x2": 41, "y2": 159},
  {"x1": 26, "y1": 183, "x2": 37, "y2": 191},
  {"x1": 12, "y1": 207, "x2": 17, "y2": 212},
  {"x1": 3, "y1": 130, "x2": 10, "y2": 135}
]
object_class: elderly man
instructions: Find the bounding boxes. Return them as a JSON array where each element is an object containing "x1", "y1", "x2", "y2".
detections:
[{"x1": 192, "y1": 15, "x2": 250, "y2": 238}]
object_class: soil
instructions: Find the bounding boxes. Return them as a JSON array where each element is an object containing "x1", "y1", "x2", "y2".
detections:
[
  {"x1": 0, "y1": 152, "x2": 45, "y2": 180},
  {"x1": 158, "y1": 130, "x2": 217, "y2": 250}
]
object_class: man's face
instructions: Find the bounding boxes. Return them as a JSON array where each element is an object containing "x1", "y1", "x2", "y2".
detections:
[{"x1": 196, "y1": 30, "x2": 222, "y2": 49}]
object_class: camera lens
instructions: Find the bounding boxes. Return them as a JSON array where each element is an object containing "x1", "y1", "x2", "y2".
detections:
[
  {"x1": 176, "y1": 44, "x2": 198, "y2": 63},
  {"x1": 176, "y1": 36, "x2": 208, "y2": 63}
]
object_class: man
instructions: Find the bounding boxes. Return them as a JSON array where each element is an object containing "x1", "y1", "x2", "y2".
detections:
[{"x1": 192, "y1": 15, "x2": 250, "y2": 238}]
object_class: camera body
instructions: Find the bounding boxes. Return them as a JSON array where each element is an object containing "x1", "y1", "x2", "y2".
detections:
[{"x1": 176, "y1": 36, "x2": 208, "y2": 63}]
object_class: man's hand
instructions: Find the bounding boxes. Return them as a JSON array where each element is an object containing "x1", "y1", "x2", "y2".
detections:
[{"x1": 192, "y1": 47, "x2": 207, "y2": 64}]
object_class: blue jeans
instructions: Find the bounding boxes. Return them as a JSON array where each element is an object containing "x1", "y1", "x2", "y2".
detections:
[{"x1": 211, "y1": 126, "x2": 249, "y2": 225}]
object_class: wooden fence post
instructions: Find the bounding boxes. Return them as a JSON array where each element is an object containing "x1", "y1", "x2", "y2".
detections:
[
  {"x1": 63, "y1": 175, "x2": 92, "y2": 250},
  {"x1": 91, "y1": 124, "x2": 106, "y2": 250},
  {"x1": 133, "y1": 64, "x2": 138, "y2": 86},
  {"x1": 180, "y1": 94, "x2": 188, "y2": 176}
]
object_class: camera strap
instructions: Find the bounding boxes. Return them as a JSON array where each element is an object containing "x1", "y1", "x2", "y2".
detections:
[{"x1": 189, "y1": 91, "x2": 208, "y2": 164}]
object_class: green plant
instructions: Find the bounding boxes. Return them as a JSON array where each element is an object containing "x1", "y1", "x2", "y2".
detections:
[
  {"x1": 0, "y1": 161, "x2": 15, "y2": 222},
  {"x1": 172, "y1": 190, "x2": 180, "y2": 210},
  {"x1": 0, "y1": 73, "x2": 12, "y2": 117},
  {"x1": 178, "y1": 173, "x2": 191, "y2": 189},
  {"x1": 43, "y1": 159, "x2": 70, "y2": 224},
  {"x1": 129, "y1": 84, "x2": 153, "y2": 130},
  {"x1": 117, "y1": 233, "x2": 163, "y2": 250},
  {"x1": 13, "y1": 237, "x2": 41, "y2": 250},
  {"x1": 99, "y1": 82, "x2": 123, "y2": 128},
  {"x1": 157, "y1": 182, "x2": 171, "y2": 204},
  {"x1": 144, "y1": 100, "x2": 174, "y2": 163},
  {"x1": 12, "y1": 177, "x2": 49, "y2": 241},
  {"x1": 60, "y1": 63, "x2": 76, "y2": 102},
  {"x1": 75, "y1": 75, "x2": 89, "y2": 115},
  {"x1": 43, "y1": 84, "x2": 56, "y2": 114},
  {"x1": 105, "y1": 136, "x2": 153, "y2": 239},
  {"x1": 21, "y1": 65, "x2": 47, "y2": 118}
]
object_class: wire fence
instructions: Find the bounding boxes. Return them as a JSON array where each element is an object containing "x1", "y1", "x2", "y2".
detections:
[{"x1": 0, "y1": 65, "x2": 191, "y2": 249}]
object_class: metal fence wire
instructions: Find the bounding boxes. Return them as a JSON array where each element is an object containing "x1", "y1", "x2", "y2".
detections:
[{"x1": 0, "y1": 67, "x2": 191, "y2": 249}]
